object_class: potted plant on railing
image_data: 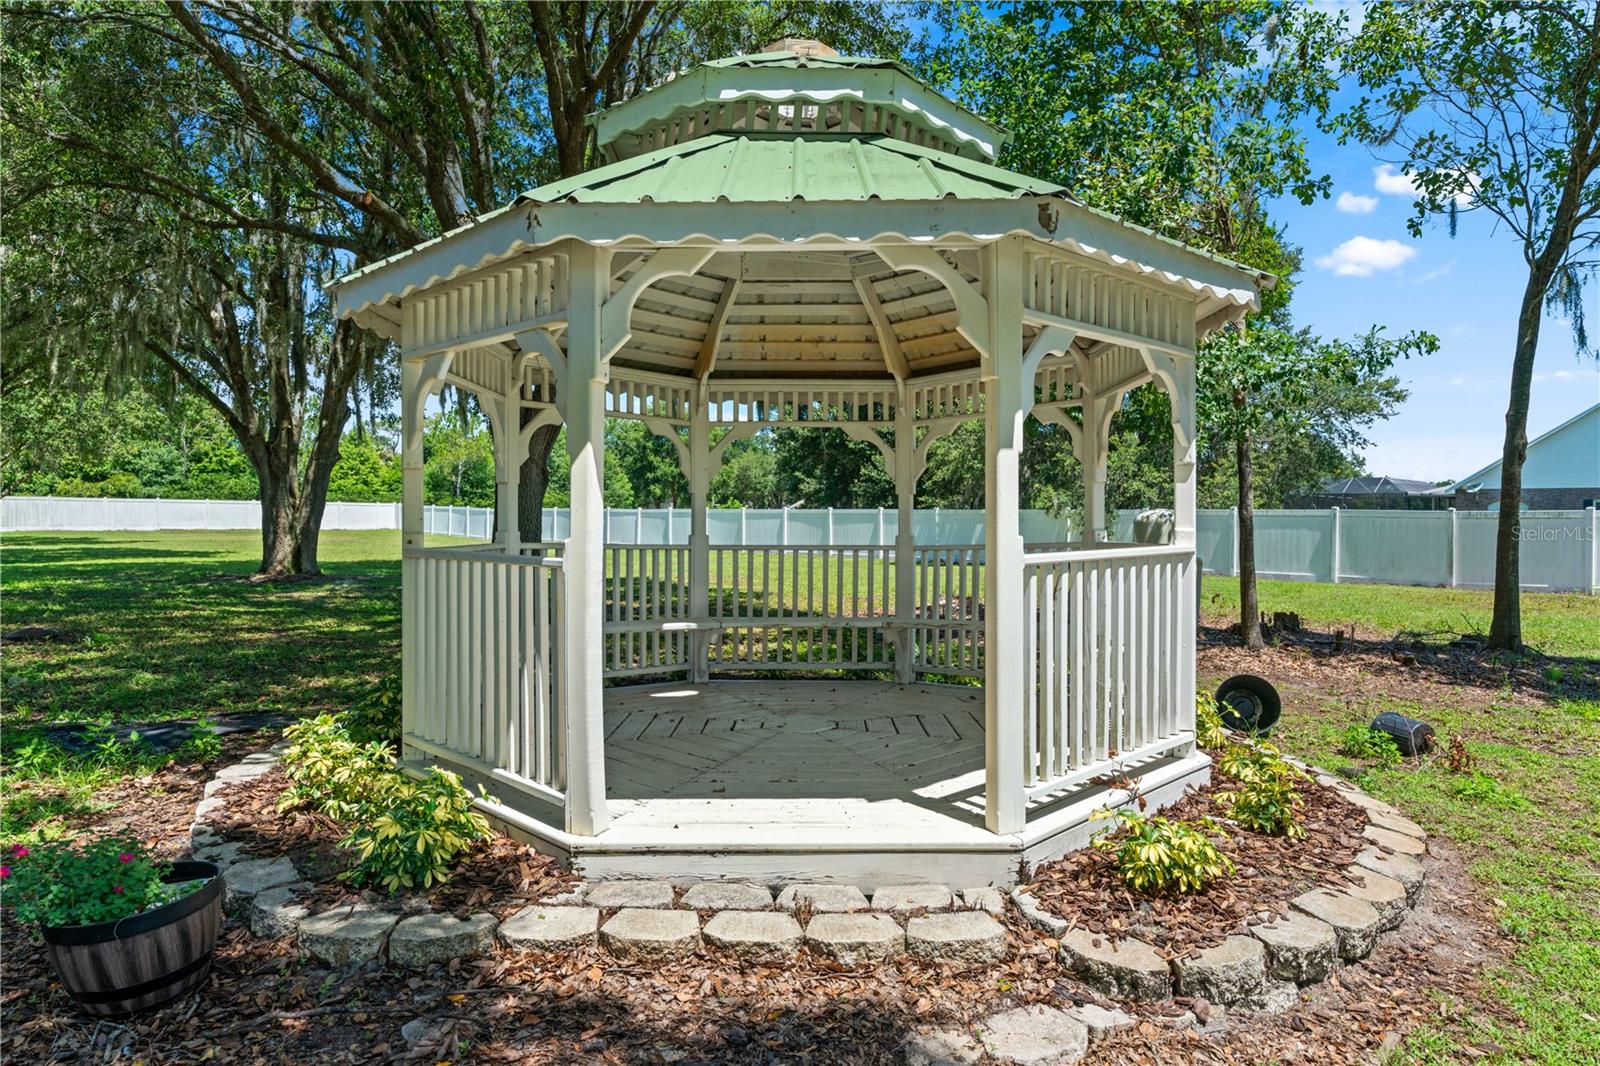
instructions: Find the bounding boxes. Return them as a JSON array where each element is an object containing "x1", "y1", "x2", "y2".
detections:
[{"x1": 0, "y1": 835, "x2": 224, "y2": 1016}]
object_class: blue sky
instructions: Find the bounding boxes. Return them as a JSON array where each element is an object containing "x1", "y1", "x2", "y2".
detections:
[{"x1": 1267, "y1": 133, "x2": 1599, "y2": 484}]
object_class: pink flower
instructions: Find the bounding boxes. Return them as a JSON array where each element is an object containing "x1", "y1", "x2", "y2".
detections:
[
  {"x1": 112, "y1": 885, "x2": 124, "y2": 894},
  {"x1": 118, "y1": 853, "x2": 134, "y2": 864},
  {"x1": 0, "y1": 865, "x2": 10, "y2": 879},
  {"x1": 11, "y1": 845, "x2": 28, "y2": 858}
]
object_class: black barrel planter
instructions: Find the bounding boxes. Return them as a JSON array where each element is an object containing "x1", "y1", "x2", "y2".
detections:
[{"x1": 41, "y1": 860, "x2": 224, "y2": 1017}]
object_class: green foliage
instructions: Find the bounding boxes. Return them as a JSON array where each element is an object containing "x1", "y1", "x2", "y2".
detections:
[
  {"x1": 1450, "y1": 773, "x2": 1532, "y2": 812},
  {"x1": 1216, "y1": 743, "x2": 1309, "y2": 838},
  {"x1": 423, "y1": 411, "x2": 497, "y2": 508},
  {"x1": 0, "y1": 835, "x2": 198, "y2": 928},
  {"x1": 176, "y1": 715, "x2": 223, "y2": 763},
  {"x1": 1092, "y1": 807, "x2": 1234, "y2": 896},
  {"x1": 1339, "y1": 724, "x2": 1403, "y2": 767},
  {"x1": 340, "y1": 768, "x2": 491, "y2": 893},
  {"x1": 278, "y1": 711, "x2": 489, "y2": 893},
  {"x1": 1195, "y1": 692, "x2": 1230, "y2": 750},
  {"x1": 327, "y1": 434, "x2": 402, "y2": 503},
  {"x1": 278, "y1": 715, "x2": 399, "y2": 822},
  {"x1": 344, "y1": 673, "x2": 401, "y2": 747}
]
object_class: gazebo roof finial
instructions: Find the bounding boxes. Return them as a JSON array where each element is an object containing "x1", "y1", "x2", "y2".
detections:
[{"x1": 757, "y1": 38, "x2": 838, "y2": 58}]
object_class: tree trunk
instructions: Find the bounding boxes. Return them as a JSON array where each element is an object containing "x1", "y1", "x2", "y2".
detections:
[
  {"x1": 255, "y1": 447, "x2": 307, "y2": 579},
  {"x1": 1236, "y1": 425, "x2": 1264, "y2": 650},
  {"x1": 1487, "y1": 272, "x2": 1550, "y2": 651},
  {"x1": 518, "y1": 422, "x2": 562, "y2": 543}
]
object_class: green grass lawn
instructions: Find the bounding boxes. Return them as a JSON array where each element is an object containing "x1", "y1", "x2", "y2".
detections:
[
  {"x1": 3, "y1": 531, "x2": 1597, "y2": 1060},
  {"x1": 1202, "y1": 574, "x2": 1599, "y2": 658},
  {"x1": 1199, "y1": 577, "x2": 1599, "y2": 1064}
]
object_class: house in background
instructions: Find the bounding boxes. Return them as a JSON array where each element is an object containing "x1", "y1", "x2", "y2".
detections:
[
  {"x1": 1446, "y1": 402, "x2": 1600, "y2": 511},
  {"x1": 1288, "y1": 474, "x2": 1452, "y2": 510}
]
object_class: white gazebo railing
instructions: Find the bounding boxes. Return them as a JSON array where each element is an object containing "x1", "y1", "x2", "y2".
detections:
[
  {"x1": 404, "y1": 546, "x2": 567, "y2": 805},
  {"x1": 1022, "y1": 544, "x2": 1194, "y2": 800}
]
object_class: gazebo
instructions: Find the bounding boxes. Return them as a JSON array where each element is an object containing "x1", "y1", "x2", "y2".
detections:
[{"x1": 330, "y1": 42, "x2": 1267, "y2": 886}]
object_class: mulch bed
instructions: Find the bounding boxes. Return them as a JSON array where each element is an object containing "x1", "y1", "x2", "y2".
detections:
[
  {"x1": 1022, "y1": 765, "x2": 1368, "y2": 956},
  {"x1": 206, "y1": 769, "x2": 580, "y2": 919},
  {"x1": 1, "y1": 737, "x2": 1514, "y2": 1066},
  {"x1": 1199, "y1": 617, "x2": 1599, "y2": 705}
]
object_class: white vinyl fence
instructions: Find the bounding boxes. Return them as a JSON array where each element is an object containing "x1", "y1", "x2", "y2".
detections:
[{"x1": 5, "y1": 496, "x2": 1596, "y2": 592}]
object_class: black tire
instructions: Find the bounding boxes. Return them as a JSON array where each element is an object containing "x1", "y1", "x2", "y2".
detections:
[{"x1": 1214, "y1": 674, "x2": 1282, "y2": 734}]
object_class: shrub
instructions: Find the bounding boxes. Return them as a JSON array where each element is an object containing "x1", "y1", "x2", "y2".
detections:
[
  {"x1": 0, "y1": 836, "x2": 198, "y2": 927},
  {"x1": 1339, "y1": 724, "x2": 1402, "y2": 767},
  {"x1": 344, "y1": 673, "x2": 401, "y2": 747},
  {"x1": 340, "y1": 769, "x2": 491, "y2": 892},
  {"x1": 279, "y1": 714, "x2": 490, "y2": 894},
  {"x1": 1195, "y1": 691, "x2": 1229, "y2": 750},
  {"x1": 1217, "y1": 744, "x2": 1309, "y2": 838},
  {"x1": 278, "y1": 715, "x2": 399, "y2": 822},
  {"x1": 1091, "y1": 808, "x2": 1234, "y2": 895}
]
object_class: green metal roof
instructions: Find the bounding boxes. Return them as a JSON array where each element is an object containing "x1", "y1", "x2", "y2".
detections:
[{"x1": 519, "y1": 133, "x2": 1064, "y2": 205}]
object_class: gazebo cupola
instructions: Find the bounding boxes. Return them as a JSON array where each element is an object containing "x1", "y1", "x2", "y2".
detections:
[
  {"x1": 591, "y1": 39, "x2": 1008, "y2": 164},
  {"x1": 329, "y1": 43, "x2": 1267, "y2": 886}
]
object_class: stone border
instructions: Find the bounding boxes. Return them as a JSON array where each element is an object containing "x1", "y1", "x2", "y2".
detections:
[
  {"x1": 192, "y1": 751, "x2": 1428, "y2": 1063},
  {"x1": 1010, "y1": 768, "x2": 1428, "y2": 1015}
]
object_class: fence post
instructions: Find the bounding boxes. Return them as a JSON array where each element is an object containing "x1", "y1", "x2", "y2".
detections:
[
  {"x1": 827, "y1": 507, "x2": 834, "y2": 546},
  {"x1": 1448, "y1": 508, "x2": 1459, "y2": 588},
  {"x1": 1588, "y1": 506, "x2": 1598, "y2": 595},
  {"x1": 877, "y1": 506, "x2": 886, "y2": 546},
  {"x1": 781, "y1": 507, "x2": 790, "y2": 546},
  {"x1": 1231, "y1": 506, "x2": 1240, "y2": 577},
  {"x1": 1329, "y1": 506, "x2": 1342, "y2": 584}
]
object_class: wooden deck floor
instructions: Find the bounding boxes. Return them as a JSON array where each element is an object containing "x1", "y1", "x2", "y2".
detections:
[
  {"x1": 464, "y1": 680, "x2": 1210, "y2": 885},
  {"x1": 598, "y1": 681, "x2": 997, "y2": 850}
]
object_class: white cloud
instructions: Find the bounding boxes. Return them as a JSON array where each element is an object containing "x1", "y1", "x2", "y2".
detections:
[
  {"x1": 1373, "y1": 164, "x2": 1418, "y2": 197},
  {"x1": 1374, "y1": 164, "x2": 1476, "y2": 206},
  {"x1": 1314, "y1": 236, "x2": 1418, "y2": 277},
  {"x1": 1532, "y1": 368, "x2": 1599, "y2": 384},
  {"x1": 1411, "y1": 259, "x2": 1456, "y2": 284},
  {"x1": 1336, "y1": 191, "x2": 1378, "y2": 214}
]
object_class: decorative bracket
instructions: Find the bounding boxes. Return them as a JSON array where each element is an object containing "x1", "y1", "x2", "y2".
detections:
[
  {"x1": 837, "y1": 422, "x2": 895, "y2": 466},
  {"x1": 403, "y1": 351, "x2": 453, "y2": 453},
  {"x1": 642, "y1": 416, "x2": 690, "y2": 476},
  {"x1": 600, "y1": 246, "x2": 716, "y2": 362},
  {"x1": 874, "y1": 245, "x2": 991, "y2": 358},
  {"x1": 515, "y1": 327, "x2": 567, "y2": 396},
  {"x1": 1139, "y1": 346, "x2": 1197, "y2": 456},
  {"x1": 709, "y1": 423, "x2": 759, "y2": 466}
]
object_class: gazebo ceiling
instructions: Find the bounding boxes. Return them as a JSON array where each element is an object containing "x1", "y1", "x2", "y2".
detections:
[{"x1": 613, "y1": 248, "x2": 985, "y2": 381}]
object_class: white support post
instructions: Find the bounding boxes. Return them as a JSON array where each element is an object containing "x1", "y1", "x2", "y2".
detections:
[
  {"x1": 496, "y1": 379, "x2": 521, "y2": 552},
  {"x1": 1072, "y1": 390, "x2": 1115, "y2": 544},
  {"x1": 1330, "y1": 506, "x2": 1342, "y2": 584},
  {"x1": 1168, "y1": 357, "x2": 1199, "y2": 739},
  {"x1": 400, "y1": 359, "x2": 423, "y2": 753},
  {"x1": 982, "y1": 239, "x2": 1027, "y2": 835},
  {"x1": 560, "y1": 245, "x2": 611, "y2": 837},
  {"x1": 688, "y1": 387, "x2": 712, "y2": 682},
  {"x1": 893, "y1": 383, "x2": 917, "y2": 684}
]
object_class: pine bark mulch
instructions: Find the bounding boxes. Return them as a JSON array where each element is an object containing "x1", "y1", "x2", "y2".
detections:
[
  {"x1": 1021, "y1": 770, "x2": 1369, "y2": 956},
  {"x1": 205, "y1": 768, "x2": 580, "y2": 919}
]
